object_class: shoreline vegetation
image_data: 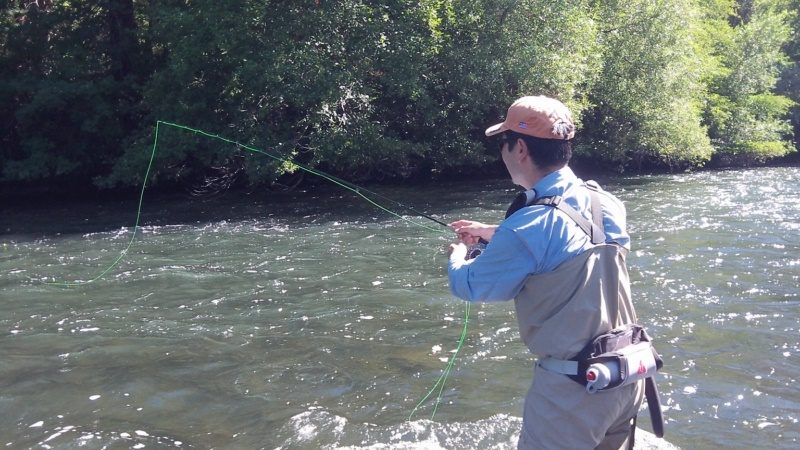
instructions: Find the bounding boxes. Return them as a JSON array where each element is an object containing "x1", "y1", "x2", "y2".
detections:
[
  {"x1": 2, "y1": 1, "x2": 798, "y2": 199},
  {"x1": 3, "y1": 157, "x2": 798, "y2": 211}
]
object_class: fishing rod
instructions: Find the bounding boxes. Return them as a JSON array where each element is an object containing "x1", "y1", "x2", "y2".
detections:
[{"x1": 310, "y1": 173, "x2": 451, "y2": 229}]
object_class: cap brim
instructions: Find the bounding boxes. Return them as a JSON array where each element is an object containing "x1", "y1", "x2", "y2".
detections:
[{"x1": 485, "y1": 122, "x2": 507, "y2": 137}]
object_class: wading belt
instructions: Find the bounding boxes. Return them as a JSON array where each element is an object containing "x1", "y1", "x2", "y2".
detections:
[{"x1": 538, "y1": 325, "x2": 665, "y2": 438}]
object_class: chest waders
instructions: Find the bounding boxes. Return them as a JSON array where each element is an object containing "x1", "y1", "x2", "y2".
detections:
[{"x1": 509, "y1": 181, "x2": 666, "y2": 442}]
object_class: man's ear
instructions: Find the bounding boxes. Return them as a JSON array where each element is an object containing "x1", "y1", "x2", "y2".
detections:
[{"x1": 515, "y1": 138, "x2": 529, "y2": 160}]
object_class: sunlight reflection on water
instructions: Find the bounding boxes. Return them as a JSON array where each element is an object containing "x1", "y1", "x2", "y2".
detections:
[{"x1": 1, "y1": 167, "x2": 798, "y2": 449}]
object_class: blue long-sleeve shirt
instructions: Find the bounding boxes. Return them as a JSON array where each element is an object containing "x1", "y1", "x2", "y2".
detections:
[{"x1": 448, "y1": 167, "x2": 629, "y2": 302}]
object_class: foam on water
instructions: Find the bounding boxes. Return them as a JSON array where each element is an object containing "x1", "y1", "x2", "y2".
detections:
[
  {"x1": 275, "y1": 408, "x2": 521, "y2": 449},
  {"x1": 273, "y1": 407, "x2": 679, "y2": 450}
]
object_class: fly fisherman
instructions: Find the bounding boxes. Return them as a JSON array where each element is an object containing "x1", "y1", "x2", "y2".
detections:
[{"x1": 448, "y1": 96, "x2": 662, "y2": 449}]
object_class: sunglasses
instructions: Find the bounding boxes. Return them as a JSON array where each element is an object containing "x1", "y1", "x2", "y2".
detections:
[{"x1": 498, "y1": 132, "x2": 516, "y2": 152}]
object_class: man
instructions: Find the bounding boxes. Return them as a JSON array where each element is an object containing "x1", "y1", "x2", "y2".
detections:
[{"x1": 447, "y1": 96, "x2": 644, "y2": 449}]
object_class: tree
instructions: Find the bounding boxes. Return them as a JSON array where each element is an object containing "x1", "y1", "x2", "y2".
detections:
[
  {"x1": 578, "y1": 0, "x2": 714, "y2": 171},
  {"x1": 776, "y1": 0, "x2": 800, "y2": 155},
  {"x1": 0, "y1": 0, "x2": 148, "y2": 186},
  {"x1": 1, "y1": 0, "x2": 797, "y2": 195},
  {"x1": 104, "y1": 1, "x2": 460, "y2": 188},
  {"x1": 703, "y1": 0, "x2": 795, "y2": 164}
]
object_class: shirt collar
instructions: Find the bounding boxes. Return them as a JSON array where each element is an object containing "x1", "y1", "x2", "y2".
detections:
[{"x1": 530, "y1": 166, "x2": 577, "y2": 198}]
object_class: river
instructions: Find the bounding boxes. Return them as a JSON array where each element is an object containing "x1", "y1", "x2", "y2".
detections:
[{"x1": 1, "y1": 166, "x2": 798, "y2": 449}]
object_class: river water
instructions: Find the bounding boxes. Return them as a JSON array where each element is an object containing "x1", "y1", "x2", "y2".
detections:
[{"x1": 1, "y1": 167, "x2": 798, "y2": 449}]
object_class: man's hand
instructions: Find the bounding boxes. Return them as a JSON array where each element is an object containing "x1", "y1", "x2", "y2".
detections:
[{"x1": 449, "y1": 220, "x2": 498, "y2": 245}]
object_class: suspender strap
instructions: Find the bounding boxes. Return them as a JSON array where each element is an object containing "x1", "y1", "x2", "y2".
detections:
[
  {"x1": 589, "y1": 185, "x2": 604, "y2": 243},
  {"x1": 532, "y1": 193, "x2": 606, "y2": 244},
  {"x1": 503, "y1": 182, "x2": 606, "y2": 243},
  {"x1": 584, "y1": 180, "x2": 606, "y2": 244}
]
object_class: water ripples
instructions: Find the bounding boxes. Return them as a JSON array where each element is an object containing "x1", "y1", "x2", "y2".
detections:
[
  {"x1": 1, "y1": 168, "x2": 799, "y2": 448},
  {"x1": 615, "y1": 168, "x2": 800, "y2": 448}
]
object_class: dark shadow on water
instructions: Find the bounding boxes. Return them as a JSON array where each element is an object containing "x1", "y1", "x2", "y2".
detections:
[
  {"x1": 0, "y1": 179, "x2": 518, "y2": 238},
  {"x1": 1, "y1": 166, "x2": 685, "y2": 238}
]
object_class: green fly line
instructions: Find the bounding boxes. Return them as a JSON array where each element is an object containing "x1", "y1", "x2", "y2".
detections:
[
  {"x1": 407, "y1": 299, "x2": 471, "y2": 421},
  {"x1": 43, "y1": 120, "x2": 471, "y2": 420}
]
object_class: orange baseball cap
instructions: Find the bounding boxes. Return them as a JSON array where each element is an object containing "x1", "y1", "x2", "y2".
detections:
[{"x1": 485, "y1": 96, "x2": 575, "y2": 140}]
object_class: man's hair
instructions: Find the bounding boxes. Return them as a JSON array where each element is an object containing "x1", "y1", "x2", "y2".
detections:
[{"x1": 505, "y1": 130, "x2": 572, "y2": 169}]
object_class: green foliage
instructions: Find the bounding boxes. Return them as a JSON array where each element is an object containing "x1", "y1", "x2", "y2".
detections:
[
  {"x1": 0, "y1": 1, "x2": 147, "y2": 185},
  {"x1": 1, "y1": 0, "x2": 797, "y2": 193},
  {"x1": 502, "y1": 1, "x2": 603, "y2": 120},
  {"x1": 579, "y1": 0, "x2": 714, "y2": 170},
  {"x1": 703, "y1": 0, "x2": 795, "y2": 162},
  {"x1": 776, "y1": 0, "x2": 800, "y2": 151},
  {"x1": 106, "y1": 0, "x2": 513, "y2": 187}
]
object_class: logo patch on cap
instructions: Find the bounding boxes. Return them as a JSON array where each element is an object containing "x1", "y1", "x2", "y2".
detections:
[{"x1": 518, "y1": 121, "x2": 528, "y2": 129}]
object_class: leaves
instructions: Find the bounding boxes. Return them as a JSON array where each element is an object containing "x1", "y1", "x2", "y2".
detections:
[
  {"x1": 0, "y1": 0, "x2": 797, "y2": 190},
  {"x1": 704, "y1": 0, "x2": 795, "y2": 161}
]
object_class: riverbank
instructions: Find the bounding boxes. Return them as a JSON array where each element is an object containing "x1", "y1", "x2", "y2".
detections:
[{"x1": 3, "y1": 154, "x2": 798, "y2": 210}]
